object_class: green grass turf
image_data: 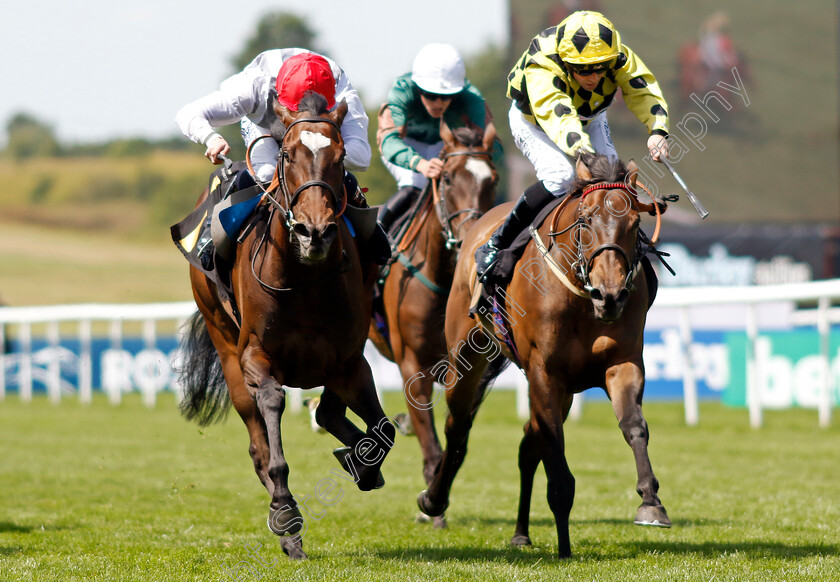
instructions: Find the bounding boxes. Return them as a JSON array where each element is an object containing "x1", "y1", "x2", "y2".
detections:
[{"x1": 1, "y1": 391, "x2": 838, "y2": 581}]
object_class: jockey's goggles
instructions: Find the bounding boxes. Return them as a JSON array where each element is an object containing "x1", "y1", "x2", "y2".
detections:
[
  {"x1": 566, "y1": 61, "x2": 613, "y2": 76},
  {"x1": 418, "y1": 88, "x2": 455, "y2": 102}
]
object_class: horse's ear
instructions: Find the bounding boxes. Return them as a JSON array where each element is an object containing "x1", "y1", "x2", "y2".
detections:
[
  {"x1": 575, "y1": 155, "x2": 592, "y2": 181},
  {"x1": 482, "y1": 122, "x2": 497, "y2": 153},
  {"x1": 626, "y1": 159, "x2": 639, "y2": 190},
  {"x1": 274, "y1": 100, "x2": 296, "y2": 127},
  {"x1": 439, "y1": 118, "x2": 455, "y2": 146},
  {"x1": 331, "y1": 99, "x2": 349, "y2": 126}
]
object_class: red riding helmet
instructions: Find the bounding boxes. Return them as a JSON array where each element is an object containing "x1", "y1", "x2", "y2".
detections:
[{"x1": 275, "y1": 52, "x2": 337, "y2": 111}]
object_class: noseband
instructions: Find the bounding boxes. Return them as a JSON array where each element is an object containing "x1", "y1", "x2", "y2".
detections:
[{"x1": 433, "y1": 150, "x2": 493, "y2": 250}]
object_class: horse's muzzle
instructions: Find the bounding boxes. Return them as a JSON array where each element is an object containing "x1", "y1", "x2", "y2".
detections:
[
  {"x1": 589, "y1": 285, "x2": 630, "y2": 322},
  {"x1": 292, "y1": 221, "x2": 338, "y2": 262}
]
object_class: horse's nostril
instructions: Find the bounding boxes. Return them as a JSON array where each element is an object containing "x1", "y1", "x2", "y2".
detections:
[
  {"x1": 617, "y1": 288, "x2": 629, "y2": 303},
  {"x1": 293, "y1": 223, "x2": 310, "y2": 238},
  {"x1": 590, "y1": 288, "x2": 603, "y2": 302},
  {"x1": 322, "y1": 223, "x2": 338, "y2": 241}
]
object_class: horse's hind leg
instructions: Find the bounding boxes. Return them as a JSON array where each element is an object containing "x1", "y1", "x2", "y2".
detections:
[
  {"x1": 606, "y1": 361, "x2": 671, "y2": 527},
  {"x1": 511, "y1": 421, "x2": 540, "y2": 547},
  {"x1": 511, "y1": 393, "x2": 573, "y2": 548},
  {"x1": 201, "y1": 317, "x2": 275, "y2": 494}
]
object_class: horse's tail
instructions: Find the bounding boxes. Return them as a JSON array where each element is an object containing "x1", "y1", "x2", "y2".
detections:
[
  {"x1": 177, "y1": 311, "x2": 231, "y2": 425},
  {"x1": 470, "y1": 353, "x2": 512, "y2": 420}
]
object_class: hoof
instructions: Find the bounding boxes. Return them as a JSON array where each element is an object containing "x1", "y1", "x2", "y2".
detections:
[
  {"x1": 304, "y1": 397, "x2": 326, "y2": 434},
  {"x1": 267, "y1": 504, "x2": 305, "y2": 536},
  {"x1": 634, "y1": 504, "x2": 672, "y2": 528},
  {"x1": 279, "y1": 536, "x2": 307, "y2": 560},
  {"x1": 393, "y1": 412, "x2": 415, "y2": 436},
  {"x1": 414, "y1": 512, "x2": 431, "y2": 524},
  {"x1": 332, "y1": 447, "x2": 385, "y2": 490},
  {"x1": 510, "y1": 534, "x2": 532, "y2": 547},
  {"x1": 414, "y1": 512, "x2": 447, "y2": 528},
  {"x1": 417, "y1": 489, "x2": 448, "y2": 517}
]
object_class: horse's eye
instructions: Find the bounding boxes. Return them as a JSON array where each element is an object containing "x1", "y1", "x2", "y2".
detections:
[{"x1": 442, "y1": 173, "x2": 451, "y2": 184}]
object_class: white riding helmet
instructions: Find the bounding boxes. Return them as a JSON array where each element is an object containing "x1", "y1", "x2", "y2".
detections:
[{"x1": 411, "y1": 43, "x2": 466, "y2": 95}]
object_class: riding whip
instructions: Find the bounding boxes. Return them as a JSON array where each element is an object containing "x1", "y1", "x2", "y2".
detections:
[{"x1": 661, "y1": 157, "x2": 709, "y2": 219}]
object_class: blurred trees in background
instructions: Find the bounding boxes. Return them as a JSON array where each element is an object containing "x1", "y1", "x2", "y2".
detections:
[
  {"x1": 4, "y1": 114, "x2": 61, "y2": 160},
  {"x1": 231, "y1": 12, "x2": 322, "y2": 71}
]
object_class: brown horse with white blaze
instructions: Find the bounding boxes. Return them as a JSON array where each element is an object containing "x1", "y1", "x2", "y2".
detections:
[
  {"x1": 368, "y1": 121, "x2": 498, "y2": 525},
  {"x1": 417, "y1": 153, "x2": 670, "y2": 558},
  {"x1": 178, "y1": 93, "x2": 394, "y2": 560}
]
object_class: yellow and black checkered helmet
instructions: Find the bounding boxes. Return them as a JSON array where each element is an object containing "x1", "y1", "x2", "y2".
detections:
[{"x1": 556, "y1": 11, "x2": 621, "y2": 65}]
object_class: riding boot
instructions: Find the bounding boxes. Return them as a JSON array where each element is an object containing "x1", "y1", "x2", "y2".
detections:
[
  {"x1": 377, "y1": 186, "x2": 421, "y2": 235},
  {"x1": 343, "y1": 171, "x2": 392, "y2": 265},
  {"x1": 475, "y1": 181, "x2": 556, "y2": 281}
]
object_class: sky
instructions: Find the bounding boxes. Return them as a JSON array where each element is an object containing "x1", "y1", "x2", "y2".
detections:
[{"x1": 0, "y1": 0, "x2": 508, "y2": 145}]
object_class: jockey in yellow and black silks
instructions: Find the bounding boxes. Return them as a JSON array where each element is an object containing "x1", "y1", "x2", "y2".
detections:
[{"x1": 475, "y1": 11, "x2": 670, "y2": 282}]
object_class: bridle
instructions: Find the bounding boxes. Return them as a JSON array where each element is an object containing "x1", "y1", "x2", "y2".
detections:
[
  {"x1": 247, "y1": 117, "x2": 347, "y2": 234},
  {"x1": 432, "y1": 150, "x2": 494, "y2": 250},
  {"x1": 245, "y1": 116, "x2": 350, "y2": 293},
  {"x1": 549, "y1": 182, "x2": 645, "y2": 295}
]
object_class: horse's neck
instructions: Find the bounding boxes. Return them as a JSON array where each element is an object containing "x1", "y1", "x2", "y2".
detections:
[{"x1": 418, "y1": 207, "x2": 456, "y2": 281}]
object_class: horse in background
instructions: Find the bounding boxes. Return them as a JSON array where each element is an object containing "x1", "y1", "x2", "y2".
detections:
[
  {"x1": 368, "y1": 121, "x2": 498, "y2": 527},
  {"x1": 418, "y1": 153, "x2": 671, "y2": 558},
  {"x1": 178, "y1": 93, "x2": 394, "y2": 560}
]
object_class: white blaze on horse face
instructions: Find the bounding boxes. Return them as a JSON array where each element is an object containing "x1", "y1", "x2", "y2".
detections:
[
  {"x1": 300, "y1": 130, "x2": 332, "y2": 155},
  {"x1": 465, "y1": 158, "x2": 493, "y2": 185}
]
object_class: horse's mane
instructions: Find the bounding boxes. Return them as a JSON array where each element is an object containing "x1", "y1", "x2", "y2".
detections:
[
  {"x1": 570, "y1": 152, "x2": 629, "y2": 195},
  {"x1": 297, "y1": 91, "x2": 330, "y2": 116},
  {"x1": 450, "y1": 125, "x2": 485, "y2": 148}
]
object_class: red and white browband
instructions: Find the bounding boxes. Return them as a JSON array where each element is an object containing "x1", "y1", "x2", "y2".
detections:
[{"x1": 580, "y1": 182, "x2": 637, "y2": 199}]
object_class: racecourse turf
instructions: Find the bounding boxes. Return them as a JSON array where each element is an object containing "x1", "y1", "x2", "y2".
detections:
[{"x1": 0, "y1": 391, "x2": 838, "y2": 581}]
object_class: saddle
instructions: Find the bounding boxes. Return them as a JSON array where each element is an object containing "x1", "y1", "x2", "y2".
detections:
[{"x1": 170, "y1": 163, "x2": 263, "y2": 306}]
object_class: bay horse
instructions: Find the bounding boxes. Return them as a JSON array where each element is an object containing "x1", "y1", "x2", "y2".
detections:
[
  {"x1": 417, "y1": 153, "x2": 670, "y2": 558},
  {"x1": 178, "y1": 93, "x2": 395, "y2": 560},
  {"x1": 368, "y1": 121, "x2": 498, "y2": 526}
]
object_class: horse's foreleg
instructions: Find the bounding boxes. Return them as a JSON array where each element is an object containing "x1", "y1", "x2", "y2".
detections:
[
  {"x1": 323, "y1": 356, "x2": 395, "y2": 492},
  {"x1": 399, "y1": 356, "x2": 443, "y2": 486},
  {"x1": 416, "y1": 342, "x2": 489, "y2": 518},
  {"x1": 241, "y1": 349, "x2": 303, "y2": 538},
  {"x1": 399, "y1": 356, "x2": 447, "y2": 528},
  {"x1": 606, "y1": 361, "x2": 671, "y2": 527}
]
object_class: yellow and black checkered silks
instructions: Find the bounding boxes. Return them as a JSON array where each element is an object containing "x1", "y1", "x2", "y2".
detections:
[
  {"x1": 556, "y1": 11, "x2": 621, "y2": 65},
  {"x1": 507, "y1": 11, "x2": 670, "y2": 157}
]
